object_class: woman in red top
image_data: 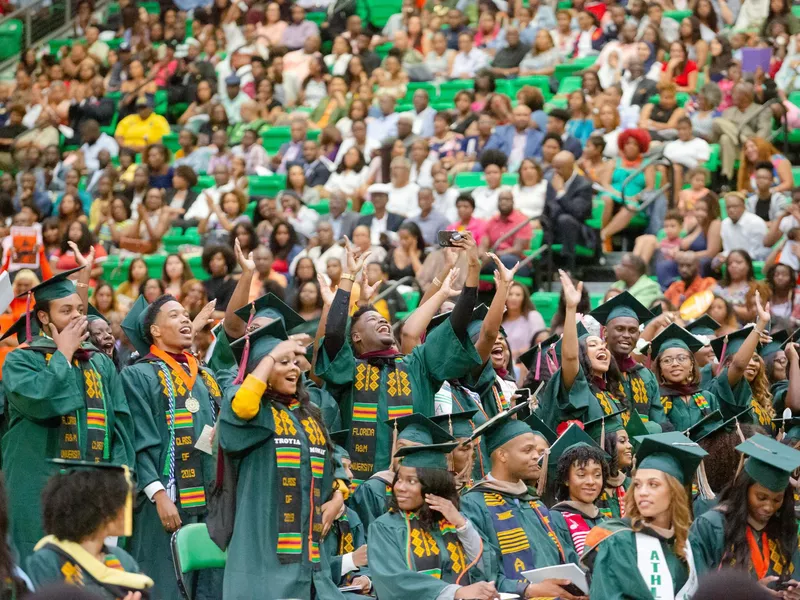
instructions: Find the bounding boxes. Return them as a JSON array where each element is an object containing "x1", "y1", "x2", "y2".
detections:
[
  {"x1": 51, "y1": 221, "x2": 106, "y2": 284},
  {"x1": 661, "y1": 40, "x2": 698, "y2": 93}
]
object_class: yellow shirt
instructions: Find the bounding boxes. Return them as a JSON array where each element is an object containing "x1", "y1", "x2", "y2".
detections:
[{"x1": 115, "y1": 113, "x2": 170, "y2": 149}]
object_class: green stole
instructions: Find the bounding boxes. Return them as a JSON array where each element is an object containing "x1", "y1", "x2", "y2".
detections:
[
  {"x1": 349, "y1": 357, "x2": 413, "y2": 485},
  {"x1": 145, "y1": 353, "x2": 219, "y2": 514},
  {"x1": 26, "y1": 346, "x2": 109, "y2": 462},
  {"x1": 401, "y1": 511, "x2": 467, "y2": 583},
  {"x1": 271, "y1": 400, "x2": 327, "y2": 566},
  {"x1": 483, "y1": 492, "x2": 566, "y2": 579}
]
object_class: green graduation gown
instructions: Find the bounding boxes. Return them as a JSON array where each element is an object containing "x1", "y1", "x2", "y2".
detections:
[
  {"x1": 322, "y1": 508, "x2": 368, "y2": 588},
  {"x1": 703, "y1": 368, "x2": 774, "y2": 433},
  {"x1": 618, "y1": 363, "x2": 667, "y2": 424},
  {"x1": 536, "y1": 367, "x2": 627, "y2": 431},
  {"x1": 26, "y1": 543, "x2": 145, "y2": 599},
  {"x1": 348, "y1": 471, "x2": 393, "y2": 534},
  {"x1": 368, "y1": 510, "x2": 486, "y2": 600},
  {"x1": 120, "y1": 356, "x2": 220, "y2": 600},
  {"x1": 1, "y1": 339, "x2": 134, "y2": 562},
  {"x1": 217, "y1": 384, "x2": 345, "y2": 600},
  {"x1": 596, "y1": 475, "x2": 631, "y2": 520},
  {"x1": 689, "y1": 508, "x2": 800, "y2": 580},
  {"x1": 660, "y1": 387, "x2": 724, "y2": 432},
  {"x1": 316, "y1": 320, "x2": 480, "y2": 482},
  {"x1": 437, "y1": 378, "x2": 491, "y2": 480},
  {"x1": 692, "y1": 495, "x2": 719, "y2": 519},
  {"x1": 772, "y1": 379, "x2": 789, "y2": 415},
  {"x1": 583, "y1": 518, "x2": 689, "y2": 600},
  {"x1": 460, "y1": 482, "x2": 579, "y2": 595}
]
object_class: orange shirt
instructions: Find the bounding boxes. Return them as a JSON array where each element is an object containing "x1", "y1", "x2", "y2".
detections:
[{"x1": 664, "y1": 275, "x2": 717, "y2": 308}]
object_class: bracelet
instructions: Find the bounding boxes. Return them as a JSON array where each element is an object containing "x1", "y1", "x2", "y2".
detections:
[
  {"x1": 432, "y1": 277, "x2": 442, "y2": 287},
  {"x1": 76, "y1": 282, "x2": 89, "y2": 288},
  {"x1": 341, "y1": 273, "x2": 356, "y2": 282}
]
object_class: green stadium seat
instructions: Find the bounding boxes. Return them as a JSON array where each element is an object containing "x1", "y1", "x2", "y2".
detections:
[
  {"x1": 144, "y1": 254, "x2": 167, "y2": 278},
  {"x1": 162, "y1": 133, "x2": 181, "y2": 154},
  {"x1": 193, "y1": 176, "x2": 215, "y2": 191},
  {"x1": 306, "y1": 11, "x2": 327, "y2": 25},
  {"x1": 171, "y1": 524, "x2": 227, "y2": 600},
  {"x1": 249, "y1": 175, "x2": 287, "y2": 198},
  {"x1": 154, "y1": 90, "x2": 168, "y2": 116},
  {"x1": 438, "y1": 81, "x2": 475, "y2": 102},
  {"x1": 366, "y1": 0, "x2": 402, "y2": 28},
  {"x1": 101, "y1": 255, "x2": 132, "y2": 287},
  {"x1": 261, "y1": 127, "x2": 292, "y2": 154},
  {"x1": 187, "y1": 255, "x2": 208, "y2": 281},
  {"x1": 374, "y1": 42, "x2": 393, "y2": 60},
  {"x1": 454, "y1": 172, "x2": 484, "y2": 189},
  {"x1": 556, "y1": 76, "x2": 582, "y2": 95},
  {"x1": 704, "y1": 144, "x2": 720, "y2": 172},
  {"x1": 589, "y1": 293, "x2": 604, "y2": 309},
  {"x1": 793, "y1": 167, "x2": 800, "y2": 187},
  {"x1": 49, "y1": 38, "x2": 75, "y2": 57},
  {"x1": 554, "y1": 59, "x2": 595, "y2": 82},
  {"x1": 794, "y1": 4, "x2": 800, "y2": 18},
  {"x1": 664, "y1": 9, "x2": 692, "y2": 20},
  {"x1": 532, "y1": 291, "x2": 560, "y2": 325},
  {"x1": 511, "y1": 75, "x2": 553, "y2": 100},
  {"x1": 501, "y1": 173, "x2": 519, "y2": 186},
  {"x1": 0, "y1": 20, "x2": 23, "y2": 60},
  {"x1": 360, "y1": 201, "x2": 375, "y2": 215},
  {"x1": 141, "y1": 1, "x2": 161, "y2": 13}
]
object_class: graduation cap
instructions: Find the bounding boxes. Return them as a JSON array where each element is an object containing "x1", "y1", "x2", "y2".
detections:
[
  {"x1": 0, "y1": 313, "x2": 39, "y2": 343},
  {"x1": 737, "y1": 433, "x2": 800, "y2": 492},
  {"x1": 644, "y1": 304, "x2": 663, "y2": 325},
  {"x1": 23, "y1": 266, "x2": 84, "y2": 304},
  {"x1": 470, "y1": 402, "x2": 532, "y2": 456},
  {"x1": 781, "y1": 328, "x2": 800, "y2": 349},
  {"x1": 549, "y1": 423, "x2": 610, "y2": 469},
  {"x1": 773, "y1": 412, "x2": 800, "y2": 442},
  {"x1": 584, "y1": 408, "x2": 626, "y2": 445},
  {"x1": 120, "y1": 296, "x2": 152, "y2": 357},
  {"x1": 525, "y1": 412, "x2": 557, "y2": 445},
  {"x1": 643, "y1": 323, "x2": 705, "y2": 357},
  {"x1": 633, "y1": 431, "x2": 708, "y2": 486},
  {"x1": 710, "y1": 326, "x2": 754, "y2": 364},
  {"x1": 229, "y1": 317, "x2": 291, "y2": 378},
  {"x1": 48, "y1": 458, "x2": 134, "y2": 537},
  {"x1": 86, "y1": 304, "x2": 108, "y2": 323},
  {"x1": 624, "y1": 409, "x2": 650, "y2": 449},
  {"x1": 683, "y1": 410, "x2": 724, "y2": 443},
  {"x1": 518, "y1": 333, "x2": 560, "y2": 377},
  {"x1": 684, "y1": 316, "x2": 720, "y2": 339},
  {"x1": 552, "y1": 322, "x2": 590, "y2": 361},
  {"x1": 233, "y1": 293, "x2": 305, "y2": 332},
  {"x1": 395, "y1": 442, "x2": 461, "y2": 471},
  {"x1": 430, "y1": 409, "x2": 479, "y2": 440},
  {"x1": 428, "y1": 304, "x2": 488, "y2": 334},
  {"x1": 759, "y1": 330, "x2": 789, "y2": 359},
  {"x1": 386, "y1": 413, "x2": 455, "y2": 446},
  {"x1": 588, "y1": 291, "x2": 654, "y2": 326}
]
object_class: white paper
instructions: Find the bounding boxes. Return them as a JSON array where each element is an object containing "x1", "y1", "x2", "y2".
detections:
[
  {"x1": 499, "y1": 594, "x2": 520, "y2": 599},
  {"x1": 522, "y1": 563, "x2": 589, "y2": 594},
  {"x1": 0, "y1": 272, "x2": 11, "y2": 316},
  {"x1": 195, "y1": 425, "x2": 215, "y2": 455}
]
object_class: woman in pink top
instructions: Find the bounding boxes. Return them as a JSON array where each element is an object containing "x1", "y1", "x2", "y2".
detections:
[
  {"x1": 502, "y1": 282, "x2": 546, "y2": 360},
  {"x1": 448, "y1": 194, "x2": 487, "y2": 243}
]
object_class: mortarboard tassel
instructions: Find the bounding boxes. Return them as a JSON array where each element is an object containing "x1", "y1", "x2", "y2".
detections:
[
  {"x1": 232, "y1": 304, "x2": 257, "y2": 385},
  {"x1": 735, "y1": 419, "x2": 746, "y2": 443},
  {"x1": 696, "y1": 460, "x2": 715, "y2": 500},
  {"x1": 391, "y1": 421, "x2": 399, "y2": 469},
  {"x1": 536, "y1": 448, "x2": 550, "y2": 498},
  {"x1": 546, "y1": 343, "x2": 559, "y2": 375},
  {"x1": 734, "y1": 452, "x2": 745, "y2": 480},
  {"x1": 24, "y1": 291, "x2": 32, "y2": 343},
  {"x1": 122, "y1": 465, "x2": 134, "y2": 537},
  {"x1": 534, "y1": 343, "x2": 542, "y2": 380},
  {"x1": 646, "y1": 345, "x2": 652, "y2": 370},
  {"x1": 715, "y1": 336, "x2": 728, "y2": 377}
]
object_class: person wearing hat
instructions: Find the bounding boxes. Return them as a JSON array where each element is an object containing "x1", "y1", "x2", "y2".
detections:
[
  {"x1": 430, "y1": 409, "x2": 481, "y2": 490},
  {"x1": 759, "y1": 329, "x2": 793, "y2": 415},
  {"x1": 582, "y1": 432, "x2": 707, "y2": 600},
  {"x1": 460, "y1": 406, "x2": 581, "y2": 599},
  {"x1": 322, "y1": 432, "x2": 371, "y2": 597},
  {"x1": 1, "y1": 267, "x2": 134, "y2": 562},
  {"x1": 704, "y1": 292, "x2": 774, "y2": 431},
  {"x1": 26, "y1": 460, "x2": 154, "y2": 599},
  {"x1": 684, "y1": 315, "x2": 722, "y2": 386},
  {"x1": 119, "y1": 294, "x2": 222, "y2": 599},
  {"x1": 350, "y1": 413, "x2": 456, "y2": 534},
  {"x1": 368, "y1": 442, "x2": 497, "y2": 600},
  {"x1": 113, "y1": 95, "x2": 170, "y2": 154},
  {"x1": 217, "y1": 319, "x2": 346, "y2": 600},
  {"x1": 595, "y1": 410, "x2": 649, "y2": 519},
  {"x1": 588, "y1": 290, "x2": 667, "y2": 424},
  {"x1": 222, "y1": 74, "x2": 249, "y2": 124},
  {"x1": 355, "y1": 184, "x2": 405, "y2": 242},
  {"x1": 316, "y1": 236, "x2": 482, "y2": 488},
  {"x1": 548, "y1": 424, "x2": 611, "y2": 555},
  {"x1": 688, "y1": 434, "x2": 800, "y2": 595}
]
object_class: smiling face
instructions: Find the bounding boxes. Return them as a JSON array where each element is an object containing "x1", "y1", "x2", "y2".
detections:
[
  {"x1": 605, "y1": 317, "x2": 640, "y2": 356},
  {"x1": 393, "y1": 466, "x2": 424, "y2": 511},
  {"x1": 352, "y1": 310, "x2": 394, "y2": 352},
  {"x1": 152, "y1": 300, "x2": 193, "y2": 351},
  {"x1": 748, "y1": 482, "x2": 784, "y2": 527},
  {"x1": 89, "y1": 319, "x2": 115, "y2": 356},
  {"x1": 633, "y1": 469, "x2": 672, "y2": 519},
  {"x1": 585, "y1": 335, "x2": 611, "y2": 374},
  {"x1": 267, "y1": 344, "x2": 303, "y2": 395},
  {"x1": 659, "y1": 347, "x2": 694, "y2": 384},
  {"x1": 616, "y1": 431, "x2": 633, "y2": 469},
  {"x1": 567, "y1": 458, "x2": 604, "y2": 504},
  {"x1": 490, "y1": 335, "x2": 510, "y2": 370},
  {"x1": 744, "y1": 354, "x2": 761, "y2": 383}
]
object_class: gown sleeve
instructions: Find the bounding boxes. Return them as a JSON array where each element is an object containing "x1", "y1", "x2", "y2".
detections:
[
  {"x1": 314, "y1": 338, "x2": 356, "y2": 388},
  {"x1": 586, "y1": 531, "x2": 652, "y2": 600},
  {"x1": 24, "y1": 550, "x2": 63, "y2": 590},
  {"x1": 350, "y1": 480, "x2": 388, "y2": 535},
  {"x1": 413, "y1": 319, "x2": 482, "y2": 384},
  {"x1": 687, "y1": 510, "x2": 726, "y2": 576},
  {"x1": 367, "y1": 517, "x2": 451, "y2": 600},
  {"x1": 2, "y1": 350, "x2": 84, "y2": 421},
  {"x1": 120, "y1": 366, "x2": 163, "y2": 492},
  {"x1": 642, "y1": 370, "x2": 667, "y2": 424},
  {"x1": 102, "y1": 358, "x2": 135, "y2": 469},
  {"x1": 217, "y1": 382, "x2": 275, "y2": 455}
]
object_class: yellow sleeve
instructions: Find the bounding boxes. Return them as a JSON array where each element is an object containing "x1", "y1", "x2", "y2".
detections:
[
  {"x1": 231, "y1": 375, "x2": 266, "y2": 420},
  {"x1": 115, "y1": 115, "x2": 130, "y2": 138},
  {"x1": 154, "y1": 116, "x2": 171, "y2": 140}
]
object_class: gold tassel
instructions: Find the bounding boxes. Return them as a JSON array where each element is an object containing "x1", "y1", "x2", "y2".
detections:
[
  {"x1": 600, "y1": 418, "x2": 606, "y2": 450},
  {"x1": 122, "y1": 465, "x2": 133, "y2": 537},
  {"x1": 391, "y1": 421, "x2": 398, "y2": 470},
  {"x1": 696, "y1": 460, "x2": 715, "y2": 500},
  {"x1": 537, "y1": 448, "x2": 550, "y2": 497},
  {"x1": 734, "y1": 453, "x2": 745, "y2": 480},
  {"x1": 735, "y1": 420, "x2": 746, "y2": 444}
]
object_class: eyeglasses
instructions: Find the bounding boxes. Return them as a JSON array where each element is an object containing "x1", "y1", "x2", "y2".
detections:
[{"x1": 660, "y1": 355, "x2": 692, "y2": 366}]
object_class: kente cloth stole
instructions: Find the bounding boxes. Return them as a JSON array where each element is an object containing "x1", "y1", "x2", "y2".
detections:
[
  {"x1": 561, "y1": 511, "x2": 592, "y2": 556},
  {"x1": 750, "y1": 400, "x2": 773, "y2": 429},
  {"x1": 336, "y1": 514, "x2": 355, "y2": 555},
  {"x1": 661, "y1": 393, "x2": 710, "y2": 416},
  {"x1": 484, "y1": 493, "x2": 566, "y2": 580},
  {"x1": 151, "y1": 357, "x2": 215, "y2": 515},
  {"x1": 349, "y1": 357, "x2": 413, "y2": 485},
  {"x1": 37, "y1": 350, "x2": 108, "y2": 462},
  {"x1": 598, "y1": 486, "x2": 626, "y2": 519},
  {"x1": 726, "y1": 528, "x2": 793, "y2": 579},
  {"x1": 402, "y1": 511, "x2": 466, "y2": 583},
  {"x1": 620, "y1": 369, "x2": 650, "y2": 417},
  {"x1": 272, "y1": 401, "x2": 328, "y2": 566},
  {"x1": 594, "y1": 389, "x2": 627, "y2": 423}
]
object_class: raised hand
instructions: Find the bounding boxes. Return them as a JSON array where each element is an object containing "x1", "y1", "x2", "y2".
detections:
[
  {"x1": 451, "y1": 230, "x2": 479, "y2": 265},
  {"x1": 755, "y1": 290, "x2": 771, "y2": 326},
  {"x1": 192, "y1": 299, "x2": 216, "y2": 335},
  {"x1": 50, "y1": 317, "x2": 88, "y2": 362},
  {"x1": 425, "y1": 494, "x2": 465, "y2": 528},
  {"x1": 440, "y1": 267, "x2": 461, "y2": 298},
  {"x1": 786, "y1": 342, "x2": 798, "y2": 364},
  {"x1": 443, "y1": 246, "x2": 459, "y2": 269},
  {"x1": 342, "y1": 235, "x2": 371, "y2": 274},
  {"x1": 235, "y1": 238, "x2": 255, "y2": 273},
  {"x1": 487, "y1": 252, "x2": 520, "y2": 284},
  {"x1": 559, "y1": 269, "x2": 583, "y2": 309},
  {"x1": 68, "y1": 240, "x2": 94, "y2": 268},
  {"x1": 360, "y1": 268, "x2": 382, "y2": 303},
  {"x1": 318, "y1": 273, "x2": 336, "y2": 307}
]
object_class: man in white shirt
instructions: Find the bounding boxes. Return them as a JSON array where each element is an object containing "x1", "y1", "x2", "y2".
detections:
[
  {"x1": 663, "y1": 117, "x2": 711, "y2": 169},
  {"x1": 220, "y1": 75, "x2": 249, "y2": 124},
  {"x1": 637, "y1": 3, "x2": 679, "y2": 42},
  {"x1": 471, "y1": 152, "x2": 508, "y2": 219},
  {"x1": 450, "y1": 32, "x2": 489, "y2": 79},
  {"x1": 288, "y1": 221, "x2": 346, "y2": 275},
  {"x1": 405, "y1": 89, "x2": 436, "y2": 138},
  {"x1": 720, "y1": 192, "x2": 769, "y2": 260},
  {"x1": 184, "y1": 163, "x2": 235, "y2": 222},
  {"x1": 432, "y1": 170, "x2": 459, "y2": 222},
  {"x1": 367, "y1": 95, "x2": 401, "y2": 144},
  {"x1": 386, "y1": 157, "x2": 421, "y2": 217},
  {"x1": 76, "y1": 119, "x2": 119, "y2": 173}
]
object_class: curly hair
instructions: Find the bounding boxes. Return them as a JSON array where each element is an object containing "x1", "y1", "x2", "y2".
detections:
[
  {"x1": 41, "y1": 470, "x2": 130, "y2": 542},
  {"x1": 625, "y1": 471, "x2": 691, "y2": 560},
  {"x1": 699, "y1": 424, "x2": 760, "y2": 494},
  {"x1": 716, "y1": 470, "x2": 796, "y2": 571},
  {"x1": 201, "y1": 244, "x2": 236, "y2": 275},
  {"x1": 389, "y1": 467, "x2": 459, "y2": 530},
  {"x1": 578, "y1": 337, "x2": 625, "y2": 406},
  {"x1": 747, "y1": 355, "x2": 775, "y2": 419},
  {"x1": 554, "y1": 445, "x2": 609, "y2": 503},
  {"x1": 603, "y1": 431, "x2": 623, "y2": 478},
  {"x1": 617, "y1": 128, "x2": 651, "y2": 155}
]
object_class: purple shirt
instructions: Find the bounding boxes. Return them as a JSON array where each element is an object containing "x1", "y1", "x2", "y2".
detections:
[{"x1": 281, "y1": 21, "x2": 320, "y2": 51}]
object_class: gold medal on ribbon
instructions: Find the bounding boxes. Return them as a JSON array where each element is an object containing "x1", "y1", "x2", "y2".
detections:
[{"x1": 185, "y1": 397, "x2": 200, "y2": 414}]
